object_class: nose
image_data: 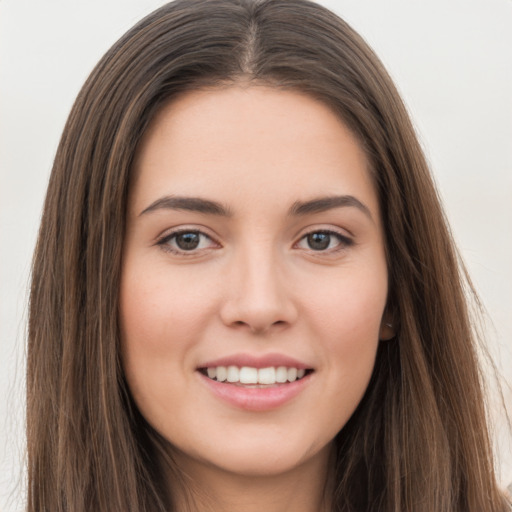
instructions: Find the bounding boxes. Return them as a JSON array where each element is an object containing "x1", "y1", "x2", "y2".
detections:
[{"x1": 219, "y1": 245, "x2": 298, "y2": 335}]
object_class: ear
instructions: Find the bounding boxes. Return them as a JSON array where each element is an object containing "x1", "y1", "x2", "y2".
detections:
[{"x1": 379, "y1": 313, "x2": 396, "y2": 341}]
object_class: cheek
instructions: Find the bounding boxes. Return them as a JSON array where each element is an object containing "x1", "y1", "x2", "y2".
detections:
[
  {"x1": 119, "y1": 262, "x2": 216, "y2": 357},
  {"x1": 302, "y1": 263, "x2": 387, "y2": 383},
  {"x1": 120, "y1": 277, "x2": 173, "y2": 359},
  {"x1": 119, "y1": 273, "x2": 172, "y2": 403},
  {"x1": 118, "y1": 262, "x2": 217, "y2": 429},
  {"x1": 307, "y1": 266, "x2": 388, "y2": 338},
  {"x1": 119, "y1": 267, "x2": 192, "y2": 419}
]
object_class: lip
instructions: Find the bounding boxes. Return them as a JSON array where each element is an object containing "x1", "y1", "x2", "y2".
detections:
[
  {"x1": 197, "y1": 370, "x2": 313, "y2": 411},
  {"x1": 196, "y1": 353, "x2": 315, "y2": 411},
  {"x1": 198, "y1": 352, "x2": 311, "y2": 370}
]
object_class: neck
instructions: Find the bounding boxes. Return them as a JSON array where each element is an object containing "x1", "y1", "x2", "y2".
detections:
[{"x1": 166, "y1": 445, "x2": 334, "y2": 512}]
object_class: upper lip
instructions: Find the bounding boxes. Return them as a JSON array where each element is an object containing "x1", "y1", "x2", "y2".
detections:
[{"x1": 197, "y1": 353, "x2": 312, "y2": 370}]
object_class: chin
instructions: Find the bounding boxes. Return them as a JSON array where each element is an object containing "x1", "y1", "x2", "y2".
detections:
[{"x1": 169, "y1": 430, "x2": 333, "y2": 480}]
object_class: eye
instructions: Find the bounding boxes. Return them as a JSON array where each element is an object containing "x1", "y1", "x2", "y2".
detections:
[
  {"x1": 296, "y1": 230, "x2": 352, "y2": 252},
  {"x1": 157, "y1": 229, "x2": 218, "y2": 254}
]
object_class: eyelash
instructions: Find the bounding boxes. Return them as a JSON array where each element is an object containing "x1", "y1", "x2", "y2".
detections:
[
  {"x1": 156, "y1": 229, "x2": 219, "y2": 256},
  {"x1": 294, "y1": 230, "x2": 354, "y2": 253},
  {"x1": 156, "y1": 228, "x2": 353, "y2": 255}
]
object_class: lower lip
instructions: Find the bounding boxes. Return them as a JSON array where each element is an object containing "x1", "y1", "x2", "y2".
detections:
[{"x1": 198, "y1": 372, "x2": 312, "y2": 411}]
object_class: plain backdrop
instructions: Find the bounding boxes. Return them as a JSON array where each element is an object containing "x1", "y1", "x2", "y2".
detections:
[{"x1": 1, "y1": 0, "x2": 511, "y2": 510}]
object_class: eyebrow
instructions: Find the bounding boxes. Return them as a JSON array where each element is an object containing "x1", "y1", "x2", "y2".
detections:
[
  {"x1": 139, "y1": 194, "x2": 372, "y2": 220},
  {"x1": 288, "y1": 195, "x2": 373, "y2": 220},
  {"x1": 139, "y1": 196, "x2": 232, "y2": 217}
]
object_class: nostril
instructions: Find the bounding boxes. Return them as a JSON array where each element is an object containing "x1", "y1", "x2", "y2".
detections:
[{"x1": 227, "y1": 318, "x2": 289, "y2": 334}]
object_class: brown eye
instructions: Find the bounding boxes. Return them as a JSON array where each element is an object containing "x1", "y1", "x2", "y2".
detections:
[
  {"x1": 175, "y1": 232, "x2": 201, "y2": 250},
  {"x1": 296, "y1": 230, "x2": 353, "y2": 252},
  {"x1": 307, "y1": 232, "x2": 331, "y2": 250},
  {"x1": 157, "y1": 229, "x2": 218, "y2": 254}
]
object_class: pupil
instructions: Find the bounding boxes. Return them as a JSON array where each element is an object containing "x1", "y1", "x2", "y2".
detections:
[
  {"x1": 176, "y1": 232, "x2": 200, "y2": 250},
  {"x1": 307, "y1": 232, "x2": 330, "y2": 250}
]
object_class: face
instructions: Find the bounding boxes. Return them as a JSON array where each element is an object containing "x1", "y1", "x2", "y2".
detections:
[{"x1": 120, "y1": 86, "x2": 391, "y2": 483}]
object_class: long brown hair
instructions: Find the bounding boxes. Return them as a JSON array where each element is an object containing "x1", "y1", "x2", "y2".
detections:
[{"x1": 27, "y1": 0, "x2": 509, "y2": 510}]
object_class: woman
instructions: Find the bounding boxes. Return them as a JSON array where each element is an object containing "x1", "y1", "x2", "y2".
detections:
[{"x1": 27, "y1": 0, "x2": 510, "y2": 510}]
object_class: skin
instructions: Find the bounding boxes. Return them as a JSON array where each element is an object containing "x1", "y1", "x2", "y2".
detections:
[{"x1": 120, "y1": 85, "x2": 393, "y2": 512}]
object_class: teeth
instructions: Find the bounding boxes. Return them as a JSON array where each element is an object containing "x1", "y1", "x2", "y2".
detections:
[
  {"x1": 258, "y1": 367, "x2": 276, "y2": 385},
  {"x1": 216, "y1": 366, "x2": 227, "y2": 382},
  {"x1": 203, "y1": 365, "x2": 309, "y2": 384},
  {"x1": 275, "y1": 366, "x2": 288, "y2": 383},
  {"x1": 239, "y1": 367, "x2": 258, "y2": 384},
  {"x1": 227, "y1": 366, "x2": 239, "y2": 383}
]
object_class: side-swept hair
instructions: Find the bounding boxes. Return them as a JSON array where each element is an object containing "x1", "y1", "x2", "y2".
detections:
[{"x1": 27, "y1": 0, "x2": 509, "y2": 510}]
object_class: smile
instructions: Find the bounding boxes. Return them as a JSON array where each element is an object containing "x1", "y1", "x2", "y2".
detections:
[
  {"x1": 199, "y1": 366, "x2": 309, "y2": 385},
  {"x1": 196, "y1": 357, "x2": 315, "y2": 411}
]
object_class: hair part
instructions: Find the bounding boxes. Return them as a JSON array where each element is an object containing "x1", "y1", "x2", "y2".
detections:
[{"x1": 28, "y1": 0, "x2": 509, "y2": 511}]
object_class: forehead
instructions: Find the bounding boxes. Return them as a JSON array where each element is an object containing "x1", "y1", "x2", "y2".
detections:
[{"x1": 130, "y1": 86, "x2": 379, "y2": 219}]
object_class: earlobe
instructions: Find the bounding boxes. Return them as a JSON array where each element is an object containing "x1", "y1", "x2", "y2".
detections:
[{"x1": 379, "y1": 318, "x2": 396, "y2": 341}]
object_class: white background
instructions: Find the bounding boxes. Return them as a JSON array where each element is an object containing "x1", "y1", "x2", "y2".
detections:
[{"x1": 1, "y1": 0, "x2": 511, "y2": 510}]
